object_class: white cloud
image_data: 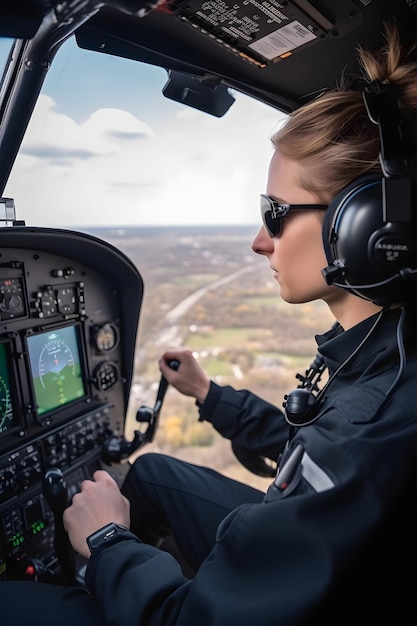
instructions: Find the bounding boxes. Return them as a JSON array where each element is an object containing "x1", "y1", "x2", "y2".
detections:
[{"x1": 5, "y1": 91, "x2": 285, "y2": 227}]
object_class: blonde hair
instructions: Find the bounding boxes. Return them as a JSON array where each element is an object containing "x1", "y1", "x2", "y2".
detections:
[{"x1": 272, "y1": 24, "x2": 417, "y2": 203}]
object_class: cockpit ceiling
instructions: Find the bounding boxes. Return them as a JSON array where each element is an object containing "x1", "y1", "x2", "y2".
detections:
[
  {"x1": 74, "y1": 0, "x2": 417, "y2": 111},
  {"x1": 2, "y1": 0, "x2": 417, "y2": 112}
]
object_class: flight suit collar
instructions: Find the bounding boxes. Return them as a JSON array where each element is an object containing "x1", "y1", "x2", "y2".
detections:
[{"x1": 315, "y1": 309, "x2": 402, "y2": 376}]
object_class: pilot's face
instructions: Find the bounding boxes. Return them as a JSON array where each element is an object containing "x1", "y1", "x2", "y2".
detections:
[{"x1": 252, "y1": 150, "x2": 339, "y2": 305}]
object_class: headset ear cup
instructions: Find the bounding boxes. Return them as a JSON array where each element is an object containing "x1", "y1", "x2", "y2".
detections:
[
  {"x1": 322, "y1": 174, "x2": 417, "y2": 304},
  {"x1": 322, "y1": 174, "x2": 381, "y2": 268}
]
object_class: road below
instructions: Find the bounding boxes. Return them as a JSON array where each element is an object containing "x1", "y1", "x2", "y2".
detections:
[{"x1": 159, "y1": 264, "x2": 259, "y2": 345}]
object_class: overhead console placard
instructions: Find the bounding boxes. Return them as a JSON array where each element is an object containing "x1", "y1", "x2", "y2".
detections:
[{"x1": 171, "y1": 0, "x2": 335, "y2": 66}]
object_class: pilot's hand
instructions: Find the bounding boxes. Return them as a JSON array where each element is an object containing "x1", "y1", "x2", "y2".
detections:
[
  {"x1": 159, "y1": 348, "x2": 210, "y2": 404},
  {"x1": 63, "y1": 470, "x2": 130, "y2": 559}
]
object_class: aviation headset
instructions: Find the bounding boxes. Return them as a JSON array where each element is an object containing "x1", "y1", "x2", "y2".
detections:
[
  {"x1": 284, "y1": 79, "x2": 417, "y2": 428},
  {"x1": 321, "y1": 80, "x2": 417, "y2": 305}
]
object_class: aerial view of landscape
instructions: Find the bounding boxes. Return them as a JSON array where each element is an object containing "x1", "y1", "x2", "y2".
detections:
[{"x1": 88, "y1": 225, "x2": 334, "y2": 490}]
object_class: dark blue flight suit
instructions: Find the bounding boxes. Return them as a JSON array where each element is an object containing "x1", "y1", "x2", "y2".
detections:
[{"x1": 84, "y1": 308, "x2": 417, "y2": 625}]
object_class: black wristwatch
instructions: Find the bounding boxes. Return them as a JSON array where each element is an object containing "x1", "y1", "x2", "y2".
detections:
[{"x1": 86, "y1": 522, "x2": 130, "y2": 553}]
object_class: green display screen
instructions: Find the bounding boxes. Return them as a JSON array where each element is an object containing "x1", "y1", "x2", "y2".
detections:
[{"x1": 27, "y1": 325, "x2": 86, "y2": 415}]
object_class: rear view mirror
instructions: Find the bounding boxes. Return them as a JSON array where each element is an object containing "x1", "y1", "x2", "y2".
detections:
[{"x1": 163, "y1": 70, "x2": 235, "y2": 117}]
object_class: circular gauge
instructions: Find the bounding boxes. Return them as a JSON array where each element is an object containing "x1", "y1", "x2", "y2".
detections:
[
  {"x1": 56, "y1": 287, "x2": 76, "y2": 314},
  {"x1": 93, "y1": 362, "x2": 119, "y2": 391},
  {"x1": 92, "y1": 323, "x2": 119, "y2": 353},
  {"x1": 38, "y1": 334, "x2": 75, "y2": 389}
]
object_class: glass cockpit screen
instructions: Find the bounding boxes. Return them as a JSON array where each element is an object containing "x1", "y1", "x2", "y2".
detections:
[
  {"x1": 27, "y1": 325, "x2": 86, "y2": 415},
  {"x1": 0, "y1": 342, "x2": 17, "y2": 434}
]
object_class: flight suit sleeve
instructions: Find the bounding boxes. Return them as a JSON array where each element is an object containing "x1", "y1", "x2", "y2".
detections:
[
  {"x1": 84, "y1": 457, "x2": 379, "y2": 626},
  {"x1": 86, "y1": 389, "x2": 417, "y2": 626},
  {"x1": 197, "y1": 382, "x2": 289, "y2": 462}
]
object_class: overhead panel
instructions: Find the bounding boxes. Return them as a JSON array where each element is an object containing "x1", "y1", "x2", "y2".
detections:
[{"x1": 169, "y1": 0, "x2": 361, "y2": 68}]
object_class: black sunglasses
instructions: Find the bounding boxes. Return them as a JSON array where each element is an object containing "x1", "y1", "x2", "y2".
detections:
[{"x1": 260, "y1": 194, "x2": 328, "y2": 238}]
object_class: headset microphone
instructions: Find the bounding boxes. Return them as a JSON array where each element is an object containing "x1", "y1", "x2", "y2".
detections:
[{"x1": 325, "y1": 266, "x2": 417, "y2": 294}]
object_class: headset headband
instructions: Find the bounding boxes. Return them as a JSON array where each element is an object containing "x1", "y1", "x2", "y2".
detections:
[{"x1": 363, "y1": 80, "x2": 414, "y2": 222}]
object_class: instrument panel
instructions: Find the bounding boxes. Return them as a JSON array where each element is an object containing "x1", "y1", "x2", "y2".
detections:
[{"x1": 0, "y1": 225, "x2": 143, "y2": 582}]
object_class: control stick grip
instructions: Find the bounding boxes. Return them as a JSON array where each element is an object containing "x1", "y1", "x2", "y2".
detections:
[{"x1": 101, "y1": 359, "x2": 180, "y2": 464}]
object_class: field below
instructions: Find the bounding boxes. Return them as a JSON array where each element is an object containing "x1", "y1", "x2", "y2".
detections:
[{"x1": 90, "y1": 225, "x2": 334, "y2": 489}]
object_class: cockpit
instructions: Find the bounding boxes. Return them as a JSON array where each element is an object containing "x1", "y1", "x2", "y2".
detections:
[{"x1": 0, "y1": 0, "x2": 417, "y2": 588}]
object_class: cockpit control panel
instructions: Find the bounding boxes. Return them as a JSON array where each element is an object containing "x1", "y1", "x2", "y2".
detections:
[{"x1": 0, "y1": 225, "x2": 143, "y2": 582}]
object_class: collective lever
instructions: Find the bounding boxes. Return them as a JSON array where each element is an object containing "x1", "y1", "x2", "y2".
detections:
[{"x1": 43, "y1": 468, "x2": 77, "y2": 585}]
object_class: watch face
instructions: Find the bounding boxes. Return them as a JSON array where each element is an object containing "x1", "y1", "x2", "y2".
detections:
[{"x1": 87, "y1": 523, "x2": 128, "y2": 552}]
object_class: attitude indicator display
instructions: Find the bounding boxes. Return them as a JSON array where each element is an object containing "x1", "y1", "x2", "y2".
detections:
[{"x1": 27, "y1": 325, "x2": 86, "y2": 415}]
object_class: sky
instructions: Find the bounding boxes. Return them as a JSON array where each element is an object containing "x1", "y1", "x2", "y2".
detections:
[{"x1": 0, "y1": 36, "x2": 286, "y2": 228}]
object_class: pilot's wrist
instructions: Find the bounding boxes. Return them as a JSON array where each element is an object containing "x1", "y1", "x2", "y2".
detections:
[{"x1": 86, "y1": 522, "x2": 131, "y2": 553}]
